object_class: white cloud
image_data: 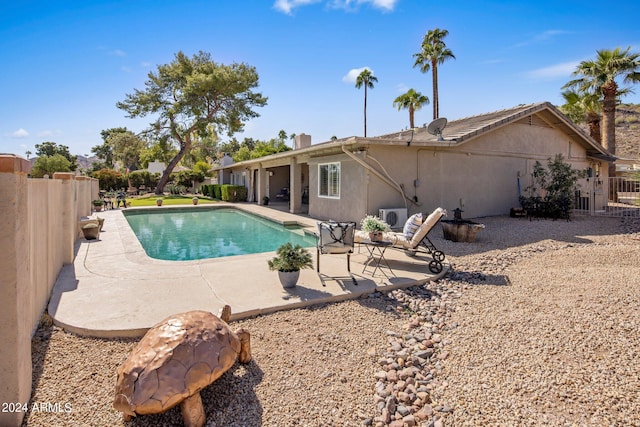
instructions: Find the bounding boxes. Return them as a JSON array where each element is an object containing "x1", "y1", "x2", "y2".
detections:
[
  {"x1": 273, "y1": 0, "x2": 320, "y2": 14},
  {"x1": 11, "y1": 128, "x2": 29, "y2": 138},
  {"x1": 110, "y1": 49, "x2": 126, "y2": 57},
  {"x1": 274, "y1": 0, "x2": 396, "y2": 14},
  {"x1": 121, "y1": 65, "x2": 132, "y2": 73},
  {"x1": 330, "y1": 0, "x2": 398, "y2": 11},
  {"x1": 524, "y1": 61, "x2": 578, "y2": 80},
  {"x1": 342, "y1": 66, "x2": 373, "y2": 83}
]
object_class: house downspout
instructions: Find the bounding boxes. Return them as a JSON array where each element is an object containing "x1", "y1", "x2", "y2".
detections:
[{"x1": 341, "y1": 144, "x2": 420, "y2": 207}]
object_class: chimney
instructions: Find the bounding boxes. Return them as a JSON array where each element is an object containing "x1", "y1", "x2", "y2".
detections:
[{"x1": 294, "y1": 133, "x2": 311, "y2": 149}]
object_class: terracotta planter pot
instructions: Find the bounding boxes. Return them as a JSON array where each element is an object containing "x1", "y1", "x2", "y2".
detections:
[
  {"x1": 156, "y1": 199, "x2": 163, "y2": 206},
  {"x1": 369, "y1": 231, "x2": 383, "y2": 242}
]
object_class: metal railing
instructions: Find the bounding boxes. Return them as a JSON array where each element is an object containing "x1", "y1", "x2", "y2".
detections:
[{"x1": 574, "y1": 177, "x2": 640, "y2": 217}]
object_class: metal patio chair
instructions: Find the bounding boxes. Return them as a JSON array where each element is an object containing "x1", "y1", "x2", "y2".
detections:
[{"x1": 316, "y1": 221, "x2": 357, "y2": 286}]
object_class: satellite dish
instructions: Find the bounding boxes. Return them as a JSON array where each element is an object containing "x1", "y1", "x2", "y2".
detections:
[{"x1": 427, "y1": 117, "x2": 448, "y2": 141}]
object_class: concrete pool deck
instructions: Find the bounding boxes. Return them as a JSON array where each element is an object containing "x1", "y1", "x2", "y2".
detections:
[{"x1": 48, "y1": 203, "x2": 447, "y2": 338}]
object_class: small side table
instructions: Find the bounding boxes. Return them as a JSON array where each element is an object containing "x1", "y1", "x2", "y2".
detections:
[{"x1": 360, "y1": 239, "x2": 394, "y2": 278}]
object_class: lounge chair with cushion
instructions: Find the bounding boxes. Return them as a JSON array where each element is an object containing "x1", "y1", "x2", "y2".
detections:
[
  {"x1": 316, "y1": 221, "x2": 357, "y2": 285},
  {"x1": 355, "y1": 207, "x2": 447, "y2": 273}
]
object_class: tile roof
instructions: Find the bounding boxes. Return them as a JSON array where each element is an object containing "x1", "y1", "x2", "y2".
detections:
[{"x1": 371, "y1": 101, "x2": 614, "y2": 160}]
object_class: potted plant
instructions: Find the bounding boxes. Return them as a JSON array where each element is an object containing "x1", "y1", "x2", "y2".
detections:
[
  {"x1": 360, "y1": 215, "x2": 390, "y2": 241},
  {"x1": 156, "y1": 198, "x2": 163, "y2": 206},
  {"x1": 262, "y1": 196, "x2": 270, "y2": 206},
  {"x1": 92, "y1": 199, "x2": 104, "y2": 212},
  {"x1": 268, "y1": 242, "x2": 313, "y2": 288},
  {"x1": 192, "y1": 196, "x2": 199, "y2": 205}
]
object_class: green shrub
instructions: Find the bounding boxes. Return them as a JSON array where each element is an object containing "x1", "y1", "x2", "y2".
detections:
[
  {"x1": 93, "y1": 168, "x2": 127, "y2": 191},
  {"x1": 127, "y1": 170, "x2": 159, "y2": 189},
  {"x1": 167, "y1": 183, "x2": 186, "y2": 195},
  {"x1": 519, "y1": 154, "x2": 585, "y2": 220},
  {"x1": 221, "y1": 185, "x2": 247, "y2": 202},
  {"x1": 213, "y1": 184, "x2": 222, "y2": 200},
  {"x1": 172, "y1": 169, "x2": 205, "y2": 187},
  {"x1": 267, "y1": 243, "x2": 313, "y2": 272}
]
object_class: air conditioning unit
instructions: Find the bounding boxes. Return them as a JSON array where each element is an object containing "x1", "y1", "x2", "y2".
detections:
[{"x1": 378, "y1": 208, "x2": 408, "y2": 230}]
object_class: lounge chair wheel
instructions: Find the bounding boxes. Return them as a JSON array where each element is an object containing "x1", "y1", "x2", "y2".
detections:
[
  {"x1": 433, "y1": 251, "x2": 445, "y2": 262},
  {"x1": 429, "y1": 260, "x2": 442, "y2": 274}
]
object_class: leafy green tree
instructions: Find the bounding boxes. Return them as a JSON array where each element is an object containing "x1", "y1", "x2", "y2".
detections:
[
  {"x1": 233, "y1": 146, "x2": 252, "y2": 162},
  {"x1": 92, "y1": 127, "x2": 127, "y2": 168},
  {"x1": 35, "y1": 141, "x2": 78, "y2": 170},
  {"x1": 193, "y1": 160, "x2": 212, "y2": 177},
  {"x1": 117, "y1": 50, "x2": 267, "y2": 195},
  {"x1": 562, "y1": 47, "x2": 640, "y2": 173},
  {"x1": 355, "y1": 68, "x2": 378, "y2": 137},
  {"x1": 30, "y1": 153, "x2": 71, "y2": 178},
  {"x1": 251, "y1": 138, "x2": 290, "y2": 159},
  {"x1": 413, "y1": 28, "x2": 455, "y2": 120},
  {"x1": 219, "y1": 138, "x2": 241, "y2": 156},
  {"x1": 393, "y1": 89, "x2": 430, "y2": 129},
  {"x1": 139, "y1": 134, "x2": 178, "y2": 168},
  {"x1": 108, "y1": 130, "x2": 145, "y2": 171}
]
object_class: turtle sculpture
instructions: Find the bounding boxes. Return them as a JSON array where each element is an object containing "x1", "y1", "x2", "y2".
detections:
[{"x1": 113, "y1": 306, "x2": 251, "y2": 427}]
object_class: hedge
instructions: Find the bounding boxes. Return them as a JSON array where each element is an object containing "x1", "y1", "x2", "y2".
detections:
[{"x1": 221, "y1": 185, "x2": 247, "y2": 202}]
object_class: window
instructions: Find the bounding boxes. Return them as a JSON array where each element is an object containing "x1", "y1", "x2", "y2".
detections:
[{"x1": 318, "y1": 162, "x2": 340, "y2": 198}]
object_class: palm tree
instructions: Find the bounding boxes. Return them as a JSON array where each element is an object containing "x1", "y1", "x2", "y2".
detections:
[
  {"x1": 562, "y1": 47, "x2": 640, "y2": 173},
  {"x1": 355, "y1": 68, "x2": 378, "y2": 137},
  {"x1": 560, "y1": 89, "x2": 602, "y2": 143},
  {"x1": 393, "y1": 89, "x2": 429, "y2": 129},
  {"x1": 413, "y1": 28, "x2": 455, "y2": 120}
]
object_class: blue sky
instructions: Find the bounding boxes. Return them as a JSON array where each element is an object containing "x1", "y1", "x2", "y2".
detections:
[{"x1": 2, "y1": 0, "x2": 640, "y2": 157}]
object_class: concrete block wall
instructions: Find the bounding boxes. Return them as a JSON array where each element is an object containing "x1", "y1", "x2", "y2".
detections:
[{"x1": 0, "y1": 155, "x2": 98, "y2": 426}]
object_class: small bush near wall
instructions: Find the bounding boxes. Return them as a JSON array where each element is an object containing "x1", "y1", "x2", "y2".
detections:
[
  {"x1": 221, "y1": 185, "x2": 247, "y2": 202},
  {"x1": 213, "y1": 184, "x2": 222, "y2": 200},
  {"x1": 519, "y1": 154, "x2": 585, "y2": 220}
]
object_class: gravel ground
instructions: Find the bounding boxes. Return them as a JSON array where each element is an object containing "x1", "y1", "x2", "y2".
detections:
[{"x1": 22, "y1": 214, "x2": 639, "y2": 427}]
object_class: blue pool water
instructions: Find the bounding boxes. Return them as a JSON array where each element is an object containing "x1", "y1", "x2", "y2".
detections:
[{"x1": 124, "y1": 207, "x2": 316, "y2": 261}]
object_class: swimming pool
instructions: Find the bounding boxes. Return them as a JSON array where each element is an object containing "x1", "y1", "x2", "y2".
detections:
[{"x1": 123, "y1": 207, "x2": 316, "y2": 261}]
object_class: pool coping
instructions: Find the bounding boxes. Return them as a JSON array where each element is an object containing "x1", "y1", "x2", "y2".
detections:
[{"x1": 48, "y1": 202, "x2": 447, "y2": 338}]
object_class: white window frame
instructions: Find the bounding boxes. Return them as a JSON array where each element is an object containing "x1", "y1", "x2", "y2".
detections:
[{"x1": 318, "y1": 162, "x2": 341, "y2": 199}]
